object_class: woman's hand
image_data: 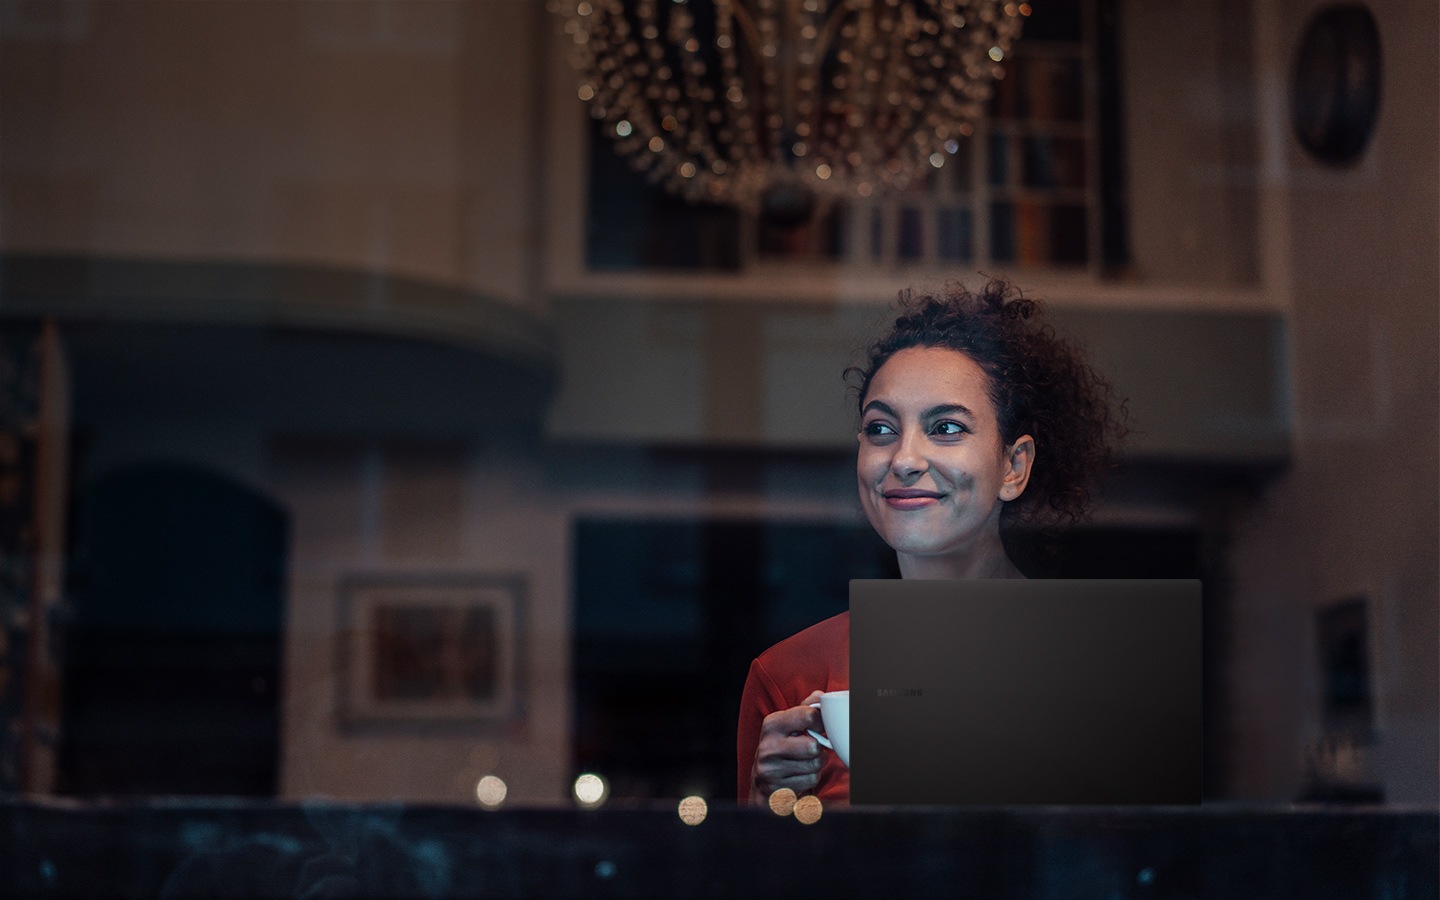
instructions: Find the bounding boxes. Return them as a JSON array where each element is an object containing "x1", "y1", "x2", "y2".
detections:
[{"x1": 749, "y1": 690, "x2": 825, "y2": 803}]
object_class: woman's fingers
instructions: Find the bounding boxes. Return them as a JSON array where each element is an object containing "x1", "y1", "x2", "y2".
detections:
[
  {"x1": 757, "y1": 734, "x2": 823, "y2": 771},
  {"x1": 755, "y1": 739, "x2": 823, "y2": 793},
  {"x1": 751, "y1": 696, "x2": 828, "y2": 797},
  {"x1": 759, "y1": 698, "x2": 821, "y2": 739}
]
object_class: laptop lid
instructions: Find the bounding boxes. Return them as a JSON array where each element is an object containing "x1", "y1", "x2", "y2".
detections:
[{"x1": 849, "y1": 579, "x2": 1202, "y2": 805}]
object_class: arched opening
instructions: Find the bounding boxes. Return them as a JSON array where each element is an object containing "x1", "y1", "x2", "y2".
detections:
[{"x1": 59, "y1": 462, "x2": 288, "y2": 796}]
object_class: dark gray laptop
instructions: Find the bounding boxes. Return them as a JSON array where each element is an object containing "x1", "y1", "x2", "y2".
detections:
[{"x1": 849, "y1": 579, "x2": 1202, "y2": 805}]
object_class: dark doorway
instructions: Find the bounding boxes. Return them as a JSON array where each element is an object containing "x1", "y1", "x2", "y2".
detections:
[
  {"x1": 59, "y1": 463, "x2": 287, "y2": 795},
  {"x1": 572, "y1": 518, "x2": 898, "y2": 800}
]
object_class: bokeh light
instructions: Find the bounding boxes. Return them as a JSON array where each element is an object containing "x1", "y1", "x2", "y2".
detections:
[
  {"x1": 475, "y1": 775, "x2": 507, "y2": 809},
  {"x1": 793, "y1": 795, "x2": 823, "y2": 825},
  {"x1": 768, "y1": 787, "x2": 797, "y2": 816},
  {"x1": 677, "y1": 795, "x2": 708, "y2": 825},
  {"x1": 573, "y1": 772, "x2": 609, "y2": 808}
]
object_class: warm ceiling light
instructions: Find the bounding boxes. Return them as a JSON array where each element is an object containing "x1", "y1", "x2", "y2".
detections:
[{"x1": 553, "y1": 0, "x2": 1025, "y2": 209}]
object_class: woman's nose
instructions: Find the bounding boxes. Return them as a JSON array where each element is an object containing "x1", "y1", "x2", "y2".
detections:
[{"x1": 890, "y1": 431, "x2": 926, "y2": 479}]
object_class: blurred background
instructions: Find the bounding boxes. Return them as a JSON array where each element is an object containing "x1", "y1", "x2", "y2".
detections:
[{"x1": 0, "y1": 0, "x2": 1434, "y2": 810}]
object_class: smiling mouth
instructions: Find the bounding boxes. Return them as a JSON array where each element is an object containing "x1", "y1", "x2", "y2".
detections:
[{"x1": 883, "y1": 489, "x2": 943, "y2": 510}]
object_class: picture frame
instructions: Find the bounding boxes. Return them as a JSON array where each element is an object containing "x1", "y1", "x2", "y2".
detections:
[{"x1": 338, "y1": 575, "x2": 523, "y2": 730}]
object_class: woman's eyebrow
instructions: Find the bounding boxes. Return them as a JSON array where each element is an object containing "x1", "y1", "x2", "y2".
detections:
[
  {"x1": 862, "y1": 400, "x2": 975, "y2": 421},
  {"x1": 922, "y1": 403, "x2": 975, "y2": 420}
]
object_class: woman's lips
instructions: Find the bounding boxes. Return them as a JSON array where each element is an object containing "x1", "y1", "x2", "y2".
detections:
[{"x1": 883, "y1": 490, "x2": 942, "y2": 510}]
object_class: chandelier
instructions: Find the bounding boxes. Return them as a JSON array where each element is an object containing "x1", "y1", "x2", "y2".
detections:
[{"x1": 553, "y1": 0, "x2": 1028, "y2": 209}]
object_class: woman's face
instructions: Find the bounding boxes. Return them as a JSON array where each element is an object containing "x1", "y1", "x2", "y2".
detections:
[{"x1": 857, "y1": 346, "x2": 1033, "y2": 561}]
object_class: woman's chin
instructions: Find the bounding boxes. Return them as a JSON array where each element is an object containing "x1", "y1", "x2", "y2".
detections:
[
  {"x1": 878, "y1": 521, "x2": 994, "y2": 562},
  {"x1": 882, "y1": 533, "x2": 956, "y2": 559}
]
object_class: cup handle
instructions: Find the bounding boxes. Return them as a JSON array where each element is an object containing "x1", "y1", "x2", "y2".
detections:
[{"x1": 806, "y1": 702, "x2": 833, "y2": 750}]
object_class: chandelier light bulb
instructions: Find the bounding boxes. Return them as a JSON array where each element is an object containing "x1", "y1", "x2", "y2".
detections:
[{"x1": 555, "y1": 0, "x2": 1026, "y2": 209}]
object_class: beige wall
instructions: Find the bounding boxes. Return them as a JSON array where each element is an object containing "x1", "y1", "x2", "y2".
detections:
[
  {"x1": 1, "y1": 0, "x2": 546, "y2": 309},
  {"x1": 269, "y1": 438, "x2": 575, "y2": 804},
  {"x1": 1226, "y1": 0, "x2": 1439, "y2": 802},
  {"x1": 1121, "y1": 0, "x2": 1262, "y2": 286}
]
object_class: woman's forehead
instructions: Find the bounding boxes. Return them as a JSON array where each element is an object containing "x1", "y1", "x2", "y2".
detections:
[{"x1": 867, "y1": 346, "x2": 993, "y2": 407}]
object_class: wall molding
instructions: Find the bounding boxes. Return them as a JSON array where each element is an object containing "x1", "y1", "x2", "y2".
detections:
[{"x1": 0, "y1": 254, "x2": 556, "y2": 375}]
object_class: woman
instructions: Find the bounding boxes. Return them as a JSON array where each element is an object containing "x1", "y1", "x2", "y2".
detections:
[{"x1": 736, "y1": 280, "x2": 1125, "y2": 804}]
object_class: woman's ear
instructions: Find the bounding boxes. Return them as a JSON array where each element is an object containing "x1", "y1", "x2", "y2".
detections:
[{"x1": 999, "y1": 435, "x2": 1035, "y2": 501}]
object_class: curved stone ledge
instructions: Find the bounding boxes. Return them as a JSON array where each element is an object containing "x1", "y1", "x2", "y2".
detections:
[
  {"x1": 0, "y1": 254, "x2": 555, "y2": 375},
  {"x1": 0, "y1": 254, "x2": 558, "y2": 436}
]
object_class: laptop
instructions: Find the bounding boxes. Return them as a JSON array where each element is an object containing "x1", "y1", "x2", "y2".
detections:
[{"x1": 848, "y1": 579, "x2": 1203, "y2": 805}]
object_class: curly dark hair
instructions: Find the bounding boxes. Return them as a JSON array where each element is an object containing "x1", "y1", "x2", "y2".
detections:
[{"x1": 847, "y1": 279, "x2": 1127, "y2": 531}]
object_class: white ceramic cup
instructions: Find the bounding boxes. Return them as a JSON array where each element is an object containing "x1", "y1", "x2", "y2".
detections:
[{"x1": 805, "y1": 690, "x2": 850, "y2": 767}]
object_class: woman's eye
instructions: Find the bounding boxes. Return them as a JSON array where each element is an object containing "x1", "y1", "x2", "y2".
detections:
[
  {"x1": 862, "y1": 421, "x2": 897, "y2": 437},
  {"x1": 932, "y1": 420, "x2": 968, "y2": 436}
]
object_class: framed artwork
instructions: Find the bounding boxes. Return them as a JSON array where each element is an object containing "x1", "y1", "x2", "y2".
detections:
[{"x1": 339, "y1": 575, "x2": 523, "y2": 729}]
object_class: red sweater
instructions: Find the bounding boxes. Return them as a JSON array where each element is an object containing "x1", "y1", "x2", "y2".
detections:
[{"x1": 735, "y1": 612, "x2": 850, "y2": 803}]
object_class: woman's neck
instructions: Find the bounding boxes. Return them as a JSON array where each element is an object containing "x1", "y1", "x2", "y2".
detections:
[{"x1": 896, "y1": 530, "x2": 1023, "y2": 580}]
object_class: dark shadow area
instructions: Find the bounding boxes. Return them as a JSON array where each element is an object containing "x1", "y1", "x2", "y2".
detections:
[
  {"x1": 2, "y1": 801, "x2": 1433, "y2": 899},
  {"x1": 59, "y1": 463, "x2": 287, "y2": 796},
  {"x1": 572, "y1": 518, "x2": 898, "y2": 800}
]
